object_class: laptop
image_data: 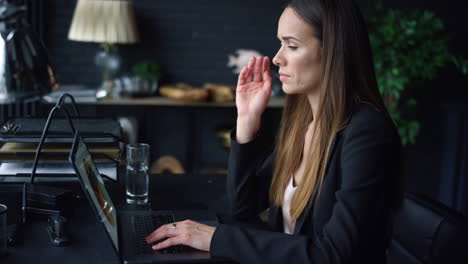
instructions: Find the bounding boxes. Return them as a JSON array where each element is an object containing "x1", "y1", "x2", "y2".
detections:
[{"x1": 69, "y1": 130, "x2": 224, "y2": 264}]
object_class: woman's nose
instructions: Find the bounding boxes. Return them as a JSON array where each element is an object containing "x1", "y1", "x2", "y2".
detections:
[
  {"x1": 272, "y1": 55, "x2": 280, "y2": 66},
  {"x1": 272, "y1": 51, "x2": 282, "y2": 66}
]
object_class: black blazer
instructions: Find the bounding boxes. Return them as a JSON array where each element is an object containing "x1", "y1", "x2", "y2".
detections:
[{"x1": 210, "y1": 104, "x2": 403, "y2": 264}]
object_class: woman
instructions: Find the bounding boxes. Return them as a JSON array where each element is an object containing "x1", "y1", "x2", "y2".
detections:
[{"x1": 146, "y1": 0, "x2": 403, "y2": 263}]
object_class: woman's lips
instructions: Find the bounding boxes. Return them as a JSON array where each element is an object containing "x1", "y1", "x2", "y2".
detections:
[{"x1": 279, "y1": 73, "x2": 290, "y2": 81}]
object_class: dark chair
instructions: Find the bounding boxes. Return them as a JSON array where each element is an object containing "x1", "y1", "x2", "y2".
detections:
[{"x1": 387, "y1": 192, "x2": 468, "y2": 264}]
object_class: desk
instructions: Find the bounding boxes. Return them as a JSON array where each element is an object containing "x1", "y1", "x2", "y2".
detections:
[{"x1": 1, "y1": 173, "x2": 228, "y2": 264}]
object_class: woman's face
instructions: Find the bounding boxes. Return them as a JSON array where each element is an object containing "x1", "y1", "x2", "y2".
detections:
[{"x1": 273, "y1": 8, "x2": 322, "y2": 96}]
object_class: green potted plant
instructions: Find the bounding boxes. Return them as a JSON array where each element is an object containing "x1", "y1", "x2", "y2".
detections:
[
  {"x1": 365, "y1": 1, "x2": 468, "y2": 145},
  {"x1": 123, "y1": 60, "x2": 162, "y2": 97}
]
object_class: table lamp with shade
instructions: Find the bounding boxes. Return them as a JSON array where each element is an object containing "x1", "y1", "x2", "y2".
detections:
[{"x1": 68, "y1": 0, "x2": 139, "y2": 99}]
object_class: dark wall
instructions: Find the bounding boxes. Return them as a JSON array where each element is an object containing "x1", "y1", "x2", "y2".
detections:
[
  {"x1": 44, "y1": 0, "x2": 468, "y2": 89},
  {"x1": 42, "y1": 0, "x2": 468, "y2": 203},
  {"x1": 44, "y1": 0, "x2": 288, "y2": 87}
]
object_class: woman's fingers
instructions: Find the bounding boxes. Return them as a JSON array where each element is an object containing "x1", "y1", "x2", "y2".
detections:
[
  {"x1": 238, "y1": 66, "x2": 247, "y2": 86},
  {"x1": 253, "y1": 57, "x2": 263, "y2": 82},
  {"x1": 262, "y1": 56, "x2": 270, "y2": 76},
  {"x1": 152, "y1": 236, "x2": 185, "y2": 250},
  {"x1": 246, "y1": 57, "x2": 255, "y2": 83},
  {"x1": 145, "y1": 220, "x2": 215, "y2": 252},
  {"x1": 262, "y1": 56, "x2": 272, "y2": 84},
  {"x1": 241, "y1": 56, "x2": 272, "y2": 85},
  {"x1": 145, "y1": 224, "x2": 177, "y2": 244},
  {"x1": 238, "y1": 56, "x2": 272, "y2": 92}
]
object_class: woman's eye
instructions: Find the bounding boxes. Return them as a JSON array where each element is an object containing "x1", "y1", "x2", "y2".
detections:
[{"x1": 287, "y1": 46, "x2": 298, "y2": 50}]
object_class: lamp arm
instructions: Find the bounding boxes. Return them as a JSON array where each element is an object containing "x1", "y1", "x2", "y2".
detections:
[
  {"x1": 30, "y1": 104, "x2": 77, "y2": 184},
  {"x1": 56, "y1": 93, "x2": 80, "y2": 116}
]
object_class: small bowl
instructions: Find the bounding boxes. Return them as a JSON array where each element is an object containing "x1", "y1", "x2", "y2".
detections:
[{"x1": 120, "y1": 75, "x2": 158, "y2": 97}]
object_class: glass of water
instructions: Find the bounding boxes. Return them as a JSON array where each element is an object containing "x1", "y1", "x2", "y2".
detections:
[{"x1": 126, "y1": 144, "x2": 150, "y2": 205}]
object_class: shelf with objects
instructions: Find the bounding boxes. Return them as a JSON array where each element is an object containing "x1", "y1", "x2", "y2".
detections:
[
  {"x1": 40, "y1": 90, "x2": 284, "y2": 175},
  {"x1": 94, "y1": 95, "x2": 285, "y2": 108}
]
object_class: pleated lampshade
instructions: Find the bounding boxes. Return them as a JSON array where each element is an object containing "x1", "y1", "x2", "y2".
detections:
[{"x1": 68, "y1": 0, "x2": 139, "y2": 44}]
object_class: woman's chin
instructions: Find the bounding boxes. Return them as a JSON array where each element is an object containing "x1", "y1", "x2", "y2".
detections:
[
  {"x1": 281, "y1": 84, "x2": 298, "y2": 94},
  {"x1": 281, "y1": 84, "x2": 289, "y2": 94}
]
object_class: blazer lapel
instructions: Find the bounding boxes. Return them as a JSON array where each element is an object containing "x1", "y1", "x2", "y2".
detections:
[
  {"x1": 293, "y1": 131, "x2": 341, "y2": 235},
  {"x1": 269, "y1": 206, "x2": 283, "y2": 231},
  {"x1": 293, "y1": 205, "x2": 310, "y2": 235}
]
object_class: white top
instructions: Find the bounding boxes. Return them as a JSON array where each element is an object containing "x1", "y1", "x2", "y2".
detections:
[{"x1": 282, "y1": 176, "x2": 298, "y2": 234}]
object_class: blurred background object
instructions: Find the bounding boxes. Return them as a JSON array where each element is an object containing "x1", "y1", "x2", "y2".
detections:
[
  {"x1": 0, "y1": 0, "x2": 57, "y2": 104},
  {"x1": 118, "y1": 60, "x2": 161, "y2": 97},
  {"x1": 227, "y1": 49, "x2": 263, "y2": 74},
  {"x1": 68, "y1": 0, "x2": 139, "y2": 99},
  {"x1": 150, "y1": 155, "x2": 186, "y2": 174},
  {"x1": 159, "y1": 83, "x2": 209, "y2": 102},
  {"x1": 215, "y1": 128, "x2": 231, "y2": 151},
  {"x1": 203, "y1": 83, "x2": 234, "y2": 103}
]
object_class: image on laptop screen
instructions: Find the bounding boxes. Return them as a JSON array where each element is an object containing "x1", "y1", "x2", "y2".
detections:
[{"x1": 71, "y1": 133, "x2": 119, "y2": 251}]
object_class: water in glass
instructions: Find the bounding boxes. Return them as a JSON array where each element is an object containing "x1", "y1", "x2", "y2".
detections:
[{"x1": 126, "y1": 163, "x2": 149, "y2": 204}]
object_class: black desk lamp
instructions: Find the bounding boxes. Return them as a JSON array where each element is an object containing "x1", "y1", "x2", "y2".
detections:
[{"x1": 22, "y1": 93, "x2": 79, "y2": 223}]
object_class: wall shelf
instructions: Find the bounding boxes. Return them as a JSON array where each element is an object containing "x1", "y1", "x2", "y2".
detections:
[{"x1": 94, "y1": 96, "x2": 285, "y2": 108}]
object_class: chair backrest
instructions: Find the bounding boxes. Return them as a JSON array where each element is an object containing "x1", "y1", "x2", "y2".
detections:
[
  {"x1": 439, "y1": 104, "x2": 468, "y2": 217},
  {"x1": 387, "y1": 192, "x2": 468, "y2": 264}
]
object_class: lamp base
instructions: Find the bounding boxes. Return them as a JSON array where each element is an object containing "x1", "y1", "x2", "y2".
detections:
[
  {"x1": 95, "y1": 44, "x2": 121, "y2": 100},
  {"x1": 96, "y1": 81, "x2": 116, "y2": 100}
]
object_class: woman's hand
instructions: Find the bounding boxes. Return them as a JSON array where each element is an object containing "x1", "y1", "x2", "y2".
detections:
[
  {"x1": 235, "y1": 56, "x2": 272, "y2": 143},
  {"x1": 236, "y1": 56, "x2": 272, "y2": 117},
  {"x1": 145, "y1": 220, "x2": 216, "y2": 252}
]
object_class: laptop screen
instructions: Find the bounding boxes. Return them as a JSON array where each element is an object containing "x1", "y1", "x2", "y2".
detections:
[{"x1": 70, "y1": 131, "x2": 119, "y2": 251}]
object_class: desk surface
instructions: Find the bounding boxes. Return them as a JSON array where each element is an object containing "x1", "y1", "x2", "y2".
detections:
[{"x1": 1, "y1": 173, "x2": 227, "y2": 264}]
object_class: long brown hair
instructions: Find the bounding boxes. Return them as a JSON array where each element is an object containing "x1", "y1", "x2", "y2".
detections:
[{"x1": 269, "y1": 0, "x2": 387, "y2": 221}]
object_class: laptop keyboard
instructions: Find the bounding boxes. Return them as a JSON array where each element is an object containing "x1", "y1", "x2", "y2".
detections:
[{"x1": 134, "y1": 213, "x2": 186, "y2": 254}]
